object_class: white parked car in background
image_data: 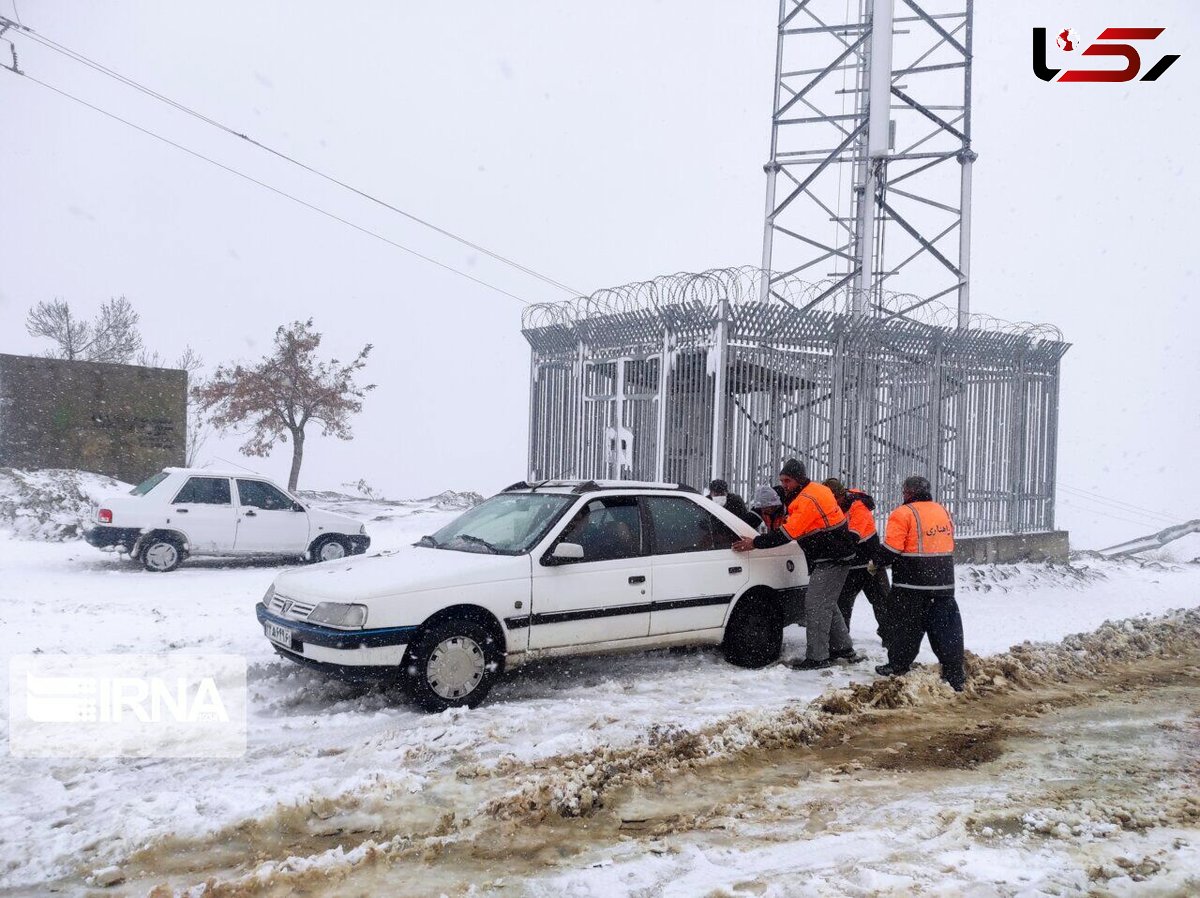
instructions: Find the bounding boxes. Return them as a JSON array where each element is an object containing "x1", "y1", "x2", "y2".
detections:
[
  {"x1": 85, "y1": 467, "x2": 369, "y2": 572},
  {"x1": 256, "y1": 480, "x2": 809, "y2": 712}
]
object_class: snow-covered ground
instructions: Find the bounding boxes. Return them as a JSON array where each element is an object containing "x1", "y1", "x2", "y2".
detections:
[{"x1": 1, "y1": 487, "x2": 1198, "y2": 895}]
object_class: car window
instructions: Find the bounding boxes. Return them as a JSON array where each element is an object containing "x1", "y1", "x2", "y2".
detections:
[
  {"x1": 429, "y1": 493, "x2": 574, "y2": 554},
  {"x1": 129, "y1": 471, "x2": 169, "y2": 496},
  {"x1": 646, "y1": 496, "x2": 739, "y2": 554},
  {"x1": 237, "y1": 480, "x2": 295, "y2": 510},
  {"x1": 173, "y1": 477, "x2": 232, "y2": 505},
  {"x1": 555, "y1": 496, "x2": 644, "y2": 563}
]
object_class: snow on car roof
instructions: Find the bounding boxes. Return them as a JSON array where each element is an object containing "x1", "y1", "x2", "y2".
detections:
[
  {"x1": 162, "y1": 467, "x2": 276, "y2": 480},
  {"x1": 502, "y1": 479, "x2": 700, "y2": 494}
]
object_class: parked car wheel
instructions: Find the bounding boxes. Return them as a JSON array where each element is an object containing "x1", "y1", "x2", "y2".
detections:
[
  {"x1": 404, "y1": 616, "x2": 503, "y2": 712},
  {"x1": 723, "y1": 593, "x2": 783, "y2": 668},
  {"x1": 141, "y1": 537, "x2": 184, "y2": 573},
  {"x1": 311, "y1": 535, "x2": 352, "y2": 563}
]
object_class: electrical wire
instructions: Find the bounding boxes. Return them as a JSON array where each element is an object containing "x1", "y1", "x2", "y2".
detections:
[
  {"x1": 1057, "y1": 490, "x2": 1176, "y2": 527},
  {"x1": 1057, "y1": 493, "x2": 1179, "y2": 530},
  {"x1": 3, "y1": 18, "x2": 584, "y2": 298},
  {"x1": 1056, "y1": 498, "x2": 1178, "y2": 533},
  {"x1": 1058, "y1": 484, "x2": 1178, "y2": 525},
  {"x1": 9, "y1": 71, "x2": 533, "y2": 306}
]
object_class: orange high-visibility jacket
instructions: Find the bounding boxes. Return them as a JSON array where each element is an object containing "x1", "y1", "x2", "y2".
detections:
[
  {"x1": 844, "y1": 489, "x2": 880, "y2": 568},
  {"x1": 779, "y1": 481, "x2": 857, "y2": 565},
  {"x1": 878, "y1": 500, "x2": 956, "y2": 591}
]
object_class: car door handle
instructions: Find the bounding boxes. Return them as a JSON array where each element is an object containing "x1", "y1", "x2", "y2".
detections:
[
  {"x1": 174, "y1": 508, "x2": 189, "y2": 514},
  {"x1": 244, "y1": 509, "x2": 257, "y2": 517},
  {"x1": 728, "y1": 566, "x2": 743, "y2": 574},
  {"x1": 628, "y1": 575, "x2": 646, "y2": 584}
]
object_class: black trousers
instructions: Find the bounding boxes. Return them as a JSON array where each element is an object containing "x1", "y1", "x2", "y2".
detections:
[
  {"x1": 837, "y1": 565, "x2": 891, "y2": 640},
  {"x1": 886, "y1": 587, "x2": 965, "y2": 688}
]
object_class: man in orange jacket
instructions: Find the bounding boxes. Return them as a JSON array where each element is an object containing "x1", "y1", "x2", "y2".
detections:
[
  {"x1": 873, "y1": 475, "x2": 965, "y2": 692},
  {"x1": 823, "y1": 479, "x2": 891, "y2": 644},
  {"x1": 734, "y1": 459, "x2": 863, "y2": 669}
]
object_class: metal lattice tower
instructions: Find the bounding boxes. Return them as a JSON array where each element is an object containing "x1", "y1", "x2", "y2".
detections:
[{"x1": 759, "y1": 0, "x2": 975, "y2": 327}]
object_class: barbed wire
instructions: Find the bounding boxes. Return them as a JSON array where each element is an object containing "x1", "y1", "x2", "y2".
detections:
[{"x1": 521, "y1": 266, "x2": 1066, "y2": 348}]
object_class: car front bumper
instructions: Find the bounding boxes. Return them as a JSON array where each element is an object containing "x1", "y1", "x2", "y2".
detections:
[
  {"x1": 255, "y1": 602, "x2": 417, "y2": 668},
  {"x1": 84, "y1": 525, "x2": 142, "y2": 550}
]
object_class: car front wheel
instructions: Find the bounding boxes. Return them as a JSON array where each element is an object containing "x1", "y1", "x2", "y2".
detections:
[
  {"x1": 723, "y1": 593, "x2": 783, "y2": 668},
  {"x1": 311, "y1": 535, "x2": 351, "y2": 563},
  {"x1": 404, "y1": 616, "x2": 502, "y2": 712}
]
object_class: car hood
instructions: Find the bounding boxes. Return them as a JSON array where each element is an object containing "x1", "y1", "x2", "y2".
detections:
[
  {"x1": 271, "y1": 544, "x2": 531, "y2": 603},
  {"x1": 303, "y1": 505, "x2": 361, "y2": 532}
]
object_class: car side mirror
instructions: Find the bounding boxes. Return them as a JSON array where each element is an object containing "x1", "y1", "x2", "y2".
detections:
[
  {"x1": 292, "y1": 501, "x2": 305, "y2": 512},
  {"x1": 543, "y1": 542, "x2": 584, "y2": 565}
]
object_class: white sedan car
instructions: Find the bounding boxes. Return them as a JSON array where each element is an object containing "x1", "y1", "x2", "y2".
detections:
[
  {"x1": 257, "y1": 480, "x2": 808, "y2": 711},
  {"x1": 85, "y1": 467, "x2": 369, "y2": 571}
]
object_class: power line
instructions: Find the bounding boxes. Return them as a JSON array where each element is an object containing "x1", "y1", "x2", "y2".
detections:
[
  {"x1": 1057, "y1": 498, "x2": 1179, "y2": 533},
  {"x1": 3, "y1": 17, "x2": 583, "y2": 298},
  {"x1": 1057, "y1": 490, "x2": 1177, "y2": 527},
  {"x1": 1059, "y1": 483, "x2": 1178, "y2": 524},
  {"x1": 7, "y1": 70, "x2": 534, "y2": 306}
]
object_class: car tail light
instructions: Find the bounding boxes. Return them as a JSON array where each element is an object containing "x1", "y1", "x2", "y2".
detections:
[{"x1": 98, "y1": 508, "x2": 113, "y2": 524}]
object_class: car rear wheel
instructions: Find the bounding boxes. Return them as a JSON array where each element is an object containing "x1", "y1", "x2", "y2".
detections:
[
  {"x1": 404, "y1": 616, "x2": 502, "y2": 712},
  {"x1": 311, "y1": 535, "x2": 351, "y2": 563},
  {"x1": 141, "y1": 537, "x2": 183, "y2": 573},
  {"x1": 723, "y1": 593, "x2": 783, "y2": 668}
]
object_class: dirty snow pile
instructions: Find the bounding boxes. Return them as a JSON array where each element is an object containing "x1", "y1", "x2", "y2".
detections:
[{"x1": 0, "y1": 468, "x2": 130, "y2": 540}]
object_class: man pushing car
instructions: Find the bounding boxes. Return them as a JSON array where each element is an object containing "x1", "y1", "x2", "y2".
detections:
[{"x1": 733, "y1": 459, "x2": 863, "y2": 669}]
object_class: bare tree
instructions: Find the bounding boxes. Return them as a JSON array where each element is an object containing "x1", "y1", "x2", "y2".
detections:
[
  {"x1": 25, "y1": 297, "x2": 143, "y2": 363},
  {"x1": 139, "y1": 345, "x2": 209, "y2": 466},
  {"x1": 193, "y1": 320, "x2": 374, "y2": 490}
]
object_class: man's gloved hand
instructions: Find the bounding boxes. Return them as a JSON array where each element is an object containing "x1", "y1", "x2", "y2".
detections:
[{"x1": 866, "y1": 560, "x2": 877, "y2": 574}]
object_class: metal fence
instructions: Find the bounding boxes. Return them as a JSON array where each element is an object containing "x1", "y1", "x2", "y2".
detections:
[{"x1": 522, "y1": 268, "x2": 1068, "y2": 536}]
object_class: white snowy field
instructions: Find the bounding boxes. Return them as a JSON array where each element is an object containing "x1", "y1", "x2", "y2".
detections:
[{"x1": 0, "y1": 492, "x2": 1198, "y2": 895}]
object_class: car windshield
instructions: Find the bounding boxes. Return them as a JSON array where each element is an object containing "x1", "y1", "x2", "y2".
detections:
[
  {"x1": 129, "y1": 471, "x2": 169, "y2": 496},
  {"x1": 424, "y1": 493, "x2": 575, "y2": 555}
]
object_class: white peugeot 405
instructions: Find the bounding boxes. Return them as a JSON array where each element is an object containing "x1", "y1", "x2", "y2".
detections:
[
  {"x1": 86, "y1": 467, "x2": 370, "y2": 571},
  {"x1": 257, "y1": 480, "x2": 809, "y2": 711}
]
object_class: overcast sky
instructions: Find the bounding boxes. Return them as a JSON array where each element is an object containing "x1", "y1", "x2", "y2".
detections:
[{"x1": 1, "y1": 1, "x2": 1197, "y2": 550}]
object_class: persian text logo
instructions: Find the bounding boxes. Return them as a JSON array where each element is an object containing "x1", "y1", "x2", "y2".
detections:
[
  {"x1": 1033, "y1": 27, "x2": 1180, "y2": 83},
  {"x1": 9, "y1": 654, "x2": 247, "y2": 758}
]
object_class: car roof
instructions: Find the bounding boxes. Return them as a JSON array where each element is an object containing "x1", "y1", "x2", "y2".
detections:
[
  {"x1": 162, "y1": 467, "x2": 275, "y2": 480},
  {"x1": 500, "y1": 479, "x2": 702, "y2": 496}
]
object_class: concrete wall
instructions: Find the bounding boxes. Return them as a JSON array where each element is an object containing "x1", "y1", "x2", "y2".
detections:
[
  {"x1": 955, "y1": 530, "x2": 1070, "y2": 564},
  {"x1": 0, "y1": 354, "x2": 186, "y2": 484}
]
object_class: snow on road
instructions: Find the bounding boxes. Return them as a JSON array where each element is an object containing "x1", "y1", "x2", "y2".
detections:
[{"x1": 1, "y1": 499, "x2": 1198, "y2": 893}]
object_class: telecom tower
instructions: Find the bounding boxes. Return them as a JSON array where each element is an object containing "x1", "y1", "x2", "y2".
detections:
[{"x1": 759, "y1": 0, "x2": 975, "y2": 326}]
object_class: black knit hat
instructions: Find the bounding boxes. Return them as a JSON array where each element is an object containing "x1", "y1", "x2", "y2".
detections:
[{"x1": 779, "y1": 458, "x2": 807, "y2": 480}]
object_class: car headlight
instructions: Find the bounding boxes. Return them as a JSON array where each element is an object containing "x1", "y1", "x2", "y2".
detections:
[
  {"x1": 308, "y1": 602, "x2": 368, "y2": 629},
  {"x1": 262, "y1": 583, "x2": 276, "y2": 605}
]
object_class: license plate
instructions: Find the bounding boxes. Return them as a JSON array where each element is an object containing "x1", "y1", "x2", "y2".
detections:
[{"x1": 264, "y1": 621, "x2": 294, "y2": 648}]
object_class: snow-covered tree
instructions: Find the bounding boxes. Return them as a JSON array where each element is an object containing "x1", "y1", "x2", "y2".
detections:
[{"x1": 194, "y1": 320, "x2": 374, "y2": 490}]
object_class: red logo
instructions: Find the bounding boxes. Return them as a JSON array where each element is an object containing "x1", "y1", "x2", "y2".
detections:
[{"x1": 1033, "y1": 27, "x2": 1180, "y2": 82}]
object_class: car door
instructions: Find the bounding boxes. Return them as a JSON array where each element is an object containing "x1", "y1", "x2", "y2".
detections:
[
  {"x1": 167, "y1": 476, "x2": 237, "y2": 552},
  {"x1": 644, "y1": 495, "x2": 749, "y2": 636},
  {"x1": 233, "y1": 479, "x2": 311, "y2": 553},
  {"x1": 528, "y1": 495, "x2": 652, "y2": 650}
]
